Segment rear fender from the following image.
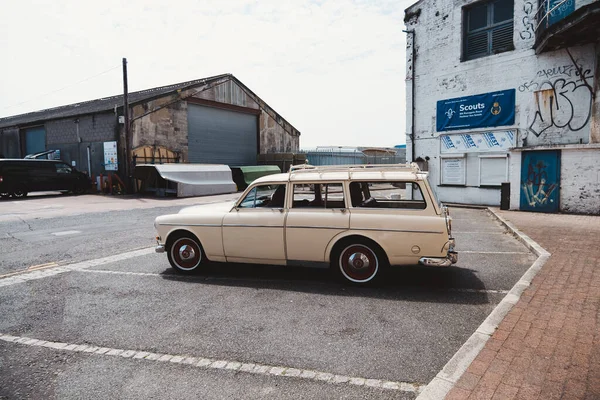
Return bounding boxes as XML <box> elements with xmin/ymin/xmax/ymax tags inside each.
<box><xmin>324</xmin><ymin>232</ymin><xmax>384</xmax><ymax>263</ymax></box>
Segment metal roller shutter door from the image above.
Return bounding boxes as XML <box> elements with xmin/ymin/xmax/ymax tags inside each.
<box><xmin>187</xmin><ymin>104</ymin><xmax>257</xmax><ymax>166</ymax></box>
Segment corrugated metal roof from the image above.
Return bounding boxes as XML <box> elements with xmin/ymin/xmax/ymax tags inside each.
<box><xmin>0</xmin><ymin>73</ymin><xmax>231</xmax><ymax>129</ymax></box>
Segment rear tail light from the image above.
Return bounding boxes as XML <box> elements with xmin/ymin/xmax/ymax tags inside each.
<box><xmin>0</xmin><ymin>176</ymin><xmax>3</xmax><ymax>183</ymax></box>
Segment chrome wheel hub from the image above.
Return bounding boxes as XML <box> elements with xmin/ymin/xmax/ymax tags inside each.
<box><xmin>179</xmin><ymin>245</ymin><xmax>196</xmax><ymax>260</ymax></box>
<box><xmin>348</xmin><ymin>252</ymin><xmax>370</xmax><ymax>269</ymax></box>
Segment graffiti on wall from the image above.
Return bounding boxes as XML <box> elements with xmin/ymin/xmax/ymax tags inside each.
<box><xmin>519</xmin><ymin>64</ymin><xmax>593</xmax><ymax>137</ymax></box>
<box><xmin>519</xmin><ymin>1</ymin><xmax>535</xmax><ymax>40</ymax></box>
<box><xmin>519</xmin><ymin>63</ymin><xmax>592</xmax><ymax>92</ymax></box>
<box><xmin>522</xmin><ymin>160</ymin><xmax>557</xmax><ymax>207</ymax></box>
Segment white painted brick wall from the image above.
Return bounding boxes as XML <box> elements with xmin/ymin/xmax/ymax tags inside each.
<box><xmin>560</xmin><ymin>149</ymin><xmax>600</xmax><ymax>214</ymax></box>
<box><xmin>405</xmin><ymin>0</ymin><xmax>598</xmax><ymax>211</ymax></box>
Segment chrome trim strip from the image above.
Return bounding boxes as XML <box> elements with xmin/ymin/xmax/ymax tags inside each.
<box><xmin>357</xmin><ymin>228</ymin><xmax>444</xmax><ymax>234</ymax></box>
<box><xmin>286</xmin><ymin>226</ymin><xmax>346</xmax><ymax>230</ymax></box>
<box><xmin>160</xmin><ymin>224</ymin><xmax>442</xmax><ymax>234</ymax></box>
<box><xmin>223</xmin><ymin>224</ymin><xmax>283</xmax><ymax>228</ymax></box>
<box><xmin>159</xmin><ymin>223</ymin><xmax>221</xmax><ymax>227</ymax></box>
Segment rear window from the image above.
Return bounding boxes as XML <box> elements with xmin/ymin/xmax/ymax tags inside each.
<box><xmin>0</xmin><ymin>161</ymin><xmax>55</xmax><ymax>176</ymax></box>
<box><xmin>349</xmin><ymin>181</ymin><xmax>427</xmax><ymax>210</ymax></box>
<box><xmin>0</xmin><ymin>162</ymin><xmax>28</xmax><ymax>175</ymax></box>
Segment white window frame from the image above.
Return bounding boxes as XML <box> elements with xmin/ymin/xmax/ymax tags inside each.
<box><xmin>440</xmin><ymin>154</ymin><xmax>467</xmax><ymax>186</ymax></box>
<box><xmin>478</xmin><ymin>154</ymin><xmax>509</xmax><ymax>187</ymax></box>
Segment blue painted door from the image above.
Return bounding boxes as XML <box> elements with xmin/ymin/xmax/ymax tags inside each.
<box><xmin>520</xmin><ymin>150</ymin><xmax>560</xmax><ymax>212</ymax></box>
<box><xmin>25</xmin><ymin>127</ymin><xmax>46</xmax><ymax>156</ymax></box>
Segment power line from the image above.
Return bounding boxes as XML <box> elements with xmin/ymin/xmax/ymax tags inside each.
<box><xmin>2</xmin><ymin>65</ymin><xmax>121</xmax><ymax>111</ymax></box>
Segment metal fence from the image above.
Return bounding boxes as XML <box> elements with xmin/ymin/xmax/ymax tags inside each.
<box><xmin>300</xmin><ymin>150</ymin><xmax>405</xmax><ymax>166</ymax></box>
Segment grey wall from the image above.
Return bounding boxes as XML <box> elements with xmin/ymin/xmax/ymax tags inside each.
<box><xmin>0</xmin><ymin>128</ymin><xmax>20</xmax><ymax>158</ymax></box>
<box><xmin>46</xmin><ymin>112</ymin><xmax>117</xmax><ymax>145</ymax></box>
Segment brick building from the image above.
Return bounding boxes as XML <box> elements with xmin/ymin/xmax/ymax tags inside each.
<box><xmin>404</xmin><ymin>0</ymin><xmax>600</xmax><ymax>213</ymax></box>
<box><xmin>0</xmin><ymin>74</ymin><xmax>300</xmax><ymax>180</ymax></box>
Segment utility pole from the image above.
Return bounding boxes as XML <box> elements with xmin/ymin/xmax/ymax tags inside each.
<box><xmin>122</xmin><ymin>57</ymin><xmax>131</xmax><ymax>192</ymax></box>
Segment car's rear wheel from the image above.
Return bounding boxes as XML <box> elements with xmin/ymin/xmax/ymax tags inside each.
<box><xmin>73</xmin><ymin>185</ymin><xmax>87</xmax><ymax>195</ymax></box>
<box><xmin>167</xmin><ymin>232</ymin><xmax>205</xmax><ymax>273</ymax></box>
<box><xmin>334</xmin><ymin>240</ymin><xmax>384</xmax><ymax>285</ymax></box>
<box><xmin>0</xmin><ymin>192</ymin><xmax>10</xmax><ymax>199</ymax></box>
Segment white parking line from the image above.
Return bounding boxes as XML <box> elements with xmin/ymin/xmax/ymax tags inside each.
<box><xmin>453</xmin><ymin>231</ymin><xmax>506</xmax><ymax>234</ymax></box>
<box><xmin>0</xmin><ymin>248</ymin><xmax>154</xmax><ymax>287</ymax></box>
<box><xmin>51</xmin><ymin>230</ymin><xmax>82</xmax><ymax>236</ymax></box>
<box><xmin>0</xmin><ymin>333</ymin><xmax>424</xmax><ymax>394</ymax></box>
<box><xmin>460</xmin><ymin>250</ymin><xmax>530</xmax><ymax>255</ymax></box>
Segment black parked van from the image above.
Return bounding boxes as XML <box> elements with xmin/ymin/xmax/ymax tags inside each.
<box><xmin>0</xmin><ymin>159</ymin><xmax>92</xmax><ymax>199</ymax></box>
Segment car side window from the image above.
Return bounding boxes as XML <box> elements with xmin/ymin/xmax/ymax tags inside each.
<box><xmin>238</xmin><ymin>184</ymin><xmax>286</xmax><ymax>209</ymax></box>
<box><xmin>350</xmin><ymin>181</ymin><xmax>427</xmax><ymax>210</ymax></box>
<box><xmin>55</xmin><ymin>163</ymin><xmax>72</xmax><ymax>174</ymax></box>
<box><xmin>292</xmin><ymin>183</ymin><xmax>345</xmax><ymax>209</ymax></box>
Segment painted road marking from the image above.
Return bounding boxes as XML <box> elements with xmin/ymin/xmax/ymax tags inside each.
<box><xmin>453</xmin><ymin>231</ymin><xmax>506</xmax><ymax>234</ymax></box>
<box><xmin>0</xmin><ymin>333</ymin><xmax>423</xmax><ymax>394</ymax></box>
<box><xmin>51</xmin><ymin>230</ymin><xmax>82</xmax><ymax>236</ymax></box>
<box><xmin>460</xmin><ymin>251</ymin><xmax>530</xmax><ymax>255</ymax></box>
<box><xmin>447</xmin><ymin>288</ymin><xmax>509</xmax><ymax>294</ymax></box>
<box><xmin>0</xmin><ymin>248</ymin><xmax>154</xmax><ymax>287</ymax></box>
<box><xmin>0</xmin><ymin>262</ymin><xmax>59</xmax><ymax>279</ymax></box>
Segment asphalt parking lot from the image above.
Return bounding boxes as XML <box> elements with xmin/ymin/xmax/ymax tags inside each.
<box><xmin>0</xmin><ymin>203</ymin><xmax>536</xmax><ymax>399</ymax></box>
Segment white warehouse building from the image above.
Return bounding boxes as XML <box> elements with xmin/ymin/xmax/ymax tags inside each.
<box><xmin>404</xmin><ymin>0</ymin><xmax>600</xmax><ymax>213</ymax></box>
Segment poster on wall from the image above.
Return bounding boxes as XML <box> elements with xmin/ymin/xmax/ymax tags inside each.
<box><xmin>436</xmin><ymin>89</ymin><xmax>515</xmax><ymax>132</ymax></box>
<box><xmin>441</xmin><ymin>157</ymin><xmax>466</xmax><ymax>185</ymax></box>
<box><xmin>103</xmin><ymin>141</ymin><xmax>118</xmax><ymax>171</ymax></box>
<box><xmin>440</xmin><ymin>131</ymin><xmax>515</xmax><ymax>154</ymax></box>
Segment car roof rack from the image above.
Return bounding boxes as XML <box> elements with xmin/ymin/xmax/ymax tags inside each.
<box><xmin>289</xmin><ymin>163</ymin><xmax>422</xmax><ymax>174</ymax></box>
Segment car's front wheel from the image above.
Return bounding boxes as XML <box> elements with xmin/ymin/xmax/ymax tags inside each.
<box><xmin>335</xmin><ymin>240</ymin><xmax>384</xmax><ymax>285</ymax></box>
<box><xmin>12</xmin><ymin>185</ymin><xmax>28</xmax><ymax>198</ymax></box>
<box><xmin>167</xmin><ymin>233</ymin><xmax>205</xmax><ymax>273</ymax></box>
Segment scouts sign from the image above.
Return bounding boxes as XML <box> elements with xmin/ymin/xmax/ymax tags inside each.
<box><xmin>436</xmin><ymin>89</ymin><xmax>515</xmax><ymax>132</ymax></box>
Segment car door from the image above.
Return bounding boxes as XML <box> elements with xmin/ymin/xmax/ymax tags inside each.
<box><xmin>27</xmin><ymin>162</ymin><xmax>56</xmax><ymax>192</ymax></box>
<box><xmin>222</xmin><ymin>183</ymin><xmax>287</xmax><ymax>264</ymax></box>
<box><xmin>285</xmin><ymin>182</ymin><xmax>350</xmax><ymax>263</ymax></box>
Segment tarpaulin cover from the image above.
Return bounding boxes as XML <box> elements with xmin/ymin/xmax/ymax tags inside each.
<box><xmin>134</xmin><ymin>164</ymin><xmax>237</xmax><ymax>197</ymax></box>
<box><xmin>230</xmin><ymin>165</ymin><xmax>281</xmax><ymax>190</ymax></box>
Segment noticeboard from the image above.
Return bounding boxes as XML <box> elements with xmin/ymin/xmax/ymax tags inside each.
<box><xmin>103</xmin><ymin>141</ymin><xmax>118</xmax><ymax>171</ymax></box>
<box><xmin>441</xmin><ymin>157</ymin><xmax>466</xmax><ymax>185</ymax></box>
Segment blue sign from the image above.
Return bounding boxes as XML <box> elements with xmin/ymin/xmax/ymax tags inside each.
<box><xmin>436</xmin><ymin>89</ymin><xmax>515</xmax><ymax>132</ymax></box>
<box><xmin>548</xmin><ymin>0</ymin><xmax>574</xmax><ymax>26</ymax></box>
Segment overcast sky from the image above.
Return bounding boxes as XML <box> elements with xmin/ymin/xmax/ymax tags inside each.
<box><xmin>1</xmin><ymin>0</ymin><xmax>412</xmax><ymax>148</ymax></box>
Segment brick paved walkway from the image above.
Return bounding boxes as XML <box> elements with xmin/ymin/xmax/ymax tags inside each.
<box><xmin>446</xmin><ymin>210</ymin><xmax>600</xmax><ymax>400</ymax></box>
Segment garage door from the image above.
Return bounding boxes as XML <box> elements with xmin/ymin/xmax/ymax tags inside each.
<box><xmin>187</xmin><ymin>104</ymin><xmax>258</xmax><ymax>166</ymax></box>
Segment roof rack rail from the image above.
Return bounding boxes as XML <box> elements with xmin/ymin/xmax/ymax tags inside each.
<box><xmin>289</xmin><ymin>163</ymin><xmax>422</xmax><ymax>173</ymax></box>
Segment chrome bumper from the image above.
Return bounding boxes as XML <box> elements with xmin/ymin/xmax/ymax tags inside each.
<box><xmin>155</xmin><ymin>244</ymin><xmax>165</xmax><ymax>253</ymax></box>
<box><xmin>419</xmin><ymin>238</ymin><xmax>458</xmax><ymax>267</ymax></box>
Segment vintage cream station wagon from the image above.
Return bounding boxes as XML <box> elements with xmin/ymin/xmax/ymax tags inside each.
<box><xmin>154</xmin><ymin>163</ymin><xmax>457</xmax><ymax>285</ymax></box>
